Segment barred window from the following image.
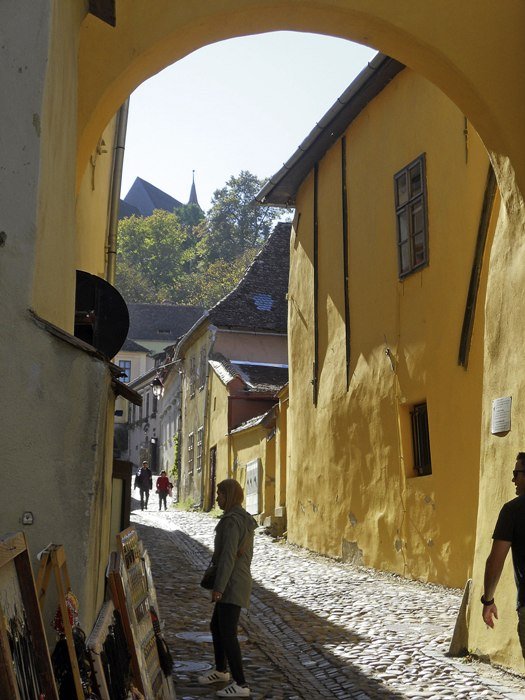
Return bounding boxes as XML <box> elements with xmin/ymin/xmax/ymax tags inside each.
<box><xmin>411</xmin><ymin>402</ymin><xmax>432</xmax><ymax>476</ymax></box>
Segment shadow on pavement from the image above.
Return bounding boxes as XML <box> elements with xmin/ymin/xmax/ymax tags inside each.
<box><xmin>130</xmin><ymin>503</ymin><xmax>406</xmax><ymax>700</ymax></box>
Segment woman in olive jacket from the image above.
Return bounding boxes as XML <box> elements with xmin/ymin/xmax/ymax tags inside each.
<box><xmin>198</xmin><ymin>479</ymin><xmax>257</xmax><ymax>698</ymax></box>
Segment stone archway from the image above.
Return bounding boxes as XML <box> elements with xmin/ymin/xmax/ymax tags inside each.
<box><xmin>74</xmin><ymin>1</ymin><xmax>525</xmax><ymax>670</ymax></box>
<box><xmin>77</xmin><ymin>1</ymin><xmax>525</xmax><ymax>194</ymax></box>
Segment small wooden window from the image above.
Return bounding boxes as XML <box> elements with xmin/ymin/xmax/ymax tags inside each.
<box><xmin>411</xmin><ymin>402</ymin><xmax>432</xmax><ymax>476</ymax></box>
<box><xmin>394</xmin><ymin>155</ymin><xmax>428</xmax><ymax>277</ymax></box>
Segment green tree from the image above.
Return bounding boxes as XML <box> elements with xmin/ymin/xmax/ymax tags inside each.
<box><xmin>116</xmin><ymin>210</ymin><xmax>197</xmax><ymax>302</ymax></box>
<box><xmin>198</xmin><ymin>170</ymin><xmax>288</xmax><ymax>262</ymax></box>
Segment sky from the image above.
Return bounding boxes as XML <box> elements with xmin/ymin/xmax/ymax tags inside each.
<box><xmin>121</xmin><ymin>32</ymin><xmax>377</xmax><ymax>212</ymax></box>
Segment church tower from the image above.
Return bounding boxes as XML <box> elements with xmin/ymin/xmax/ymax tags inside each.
<box><xmin>188</xmin><ymin>170</ymin><xmax>200</xmax><ymax>208</ymax></box>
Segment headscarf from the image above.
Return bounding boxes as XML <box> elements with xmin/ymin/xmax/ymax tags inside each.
<box><xmin>217</xmin><ymin>479</ymin><xmax>244</xmax><ymax>512</ymax></box>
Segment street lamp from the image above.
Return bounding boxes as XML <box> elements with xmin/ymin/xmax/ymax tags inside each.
<box><xmin>151</xmin><ymin>376</ymin><xmax>164</xmax><ymax>399</ymax></box>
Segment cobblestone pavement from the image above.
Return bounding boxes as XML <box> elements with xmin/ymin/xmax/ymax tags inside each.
<box><xmin>131</xmin><ymin>499</ymin><xmax>525</xmax><ymax>700</ymax></box>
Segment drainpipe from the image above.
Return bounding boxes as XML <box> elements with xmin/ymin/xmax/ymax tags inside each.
<box><xmin>201</xmin><ymin>325</ymin><xmax>217</xmax><ymax>509</ymax></box>
<box><xmin>106</xmin><ymin>99</ymin><xmax>130</xmax><ymax>285</ymax></box>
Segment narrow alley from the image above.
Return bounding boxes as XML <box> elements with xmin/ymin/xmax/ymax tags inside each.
<box><xmin>132</xmin><ymin>500</ymin><xmax>525</xmax><ymax>700</ymax></box>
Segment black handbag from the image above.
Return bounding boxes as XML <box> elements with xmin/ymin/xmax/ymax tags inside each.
<box><xmin>200</xmin><ymin>562</ymin><xmax>217</xmax><ymax>590</ymax></box>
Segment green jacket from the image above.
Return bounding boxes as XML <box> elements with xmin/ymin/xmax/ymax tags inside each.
<box><xmin>212</xmin><ymin>505</ymin><xmax>257</xmax><ymax>608</ymax></box>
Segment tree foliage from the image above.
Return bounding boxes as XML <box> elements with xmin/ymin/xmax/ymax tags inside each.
<box><xmin>198</xmin><ymin>171</ymin><xmax>286</xmax><ymax>262</ymax></box>
<box><xmin>116</xmin><ymin>171</ymin><xmax>289</xmax><ymax>308</ymax></box>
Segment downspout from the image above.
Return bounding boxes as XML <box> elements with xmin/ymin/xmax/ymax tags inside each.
<box><xmin>201</xmin><ymin>326</ymin><xmax>217</xmax><ymax>509</ymax></box>
<box><xmin>105</xmin><ymin>99</ymin><xmax>130</xmax><ymax>284</ymax></box>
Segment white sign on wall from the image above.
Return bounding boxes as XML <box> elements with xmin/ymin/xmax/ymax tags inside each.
<box><xmin>245</xmin><ymin>459</ymin><xmax>260</xmax><ymax>515</ymax></box>
<box><xmin>491</xmin><ymin>396</ymin><xmax>512</xmax><ymax>434</ymax></box>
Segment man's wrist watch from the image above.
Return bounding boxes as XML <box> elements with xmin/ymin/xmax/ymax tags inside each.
<box><xmin>481</xmin><ymin>595</ymin><xmax>495</xmax><ymax>606</ymax></box>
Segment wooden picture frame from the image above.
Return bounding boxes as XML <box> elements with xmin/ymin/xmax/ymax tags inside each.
<box><xmin>0</xmin><ymin>532</ymin><xmax>58</xmax><ymax>700</ymax></box>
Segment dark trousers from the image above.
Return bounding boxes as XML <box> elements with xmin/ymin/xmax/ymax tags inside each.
<box><xmin>210</xmin><ymin>603</ymin><xmax>245</xmax><ymax>685</ymax></box>
<box><xmin>139</xmin><ymin>488</ymin><xmax>150</xmax><ymax>509</ymax></box>
<box><xmin>158</xmin><ymin>492</ymin><xmax>167</xmax><ymax>510</ymax></box>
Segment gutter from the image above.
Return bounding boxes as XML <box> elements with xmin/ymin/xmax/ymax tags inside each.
<box><xmin>106</xmin><ymin>99</ymin><xmax>130</xmax><ymax>285</ymax></box>
<box><xmin>256</xmin><ymin>54</ymin><xmax>404</xmax><ymax>207</ymax></box>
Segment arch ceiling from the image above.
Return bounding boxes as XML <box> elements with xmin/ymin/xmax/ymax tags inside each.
<box><xmin>78</xmin><ymin>1</ymin><xmax>525</xmax><ymax>193</ymax></box>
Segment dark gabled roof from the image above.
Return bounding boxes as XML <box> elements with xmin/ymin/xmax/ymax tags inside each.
<box><xmin>122</xmin><ymin>177</ymin><xmax>183</xmax><ymax>217</ymax></box>
<box><xmin>235</xmin><ymin>362</ymin><xmax>288</xmax><ymax>393</ymax></box>
<box><xmin>121</xmin><ymin>338</ymin><xmax>150</xmax><ymax>352</ymax></box>
<box><xmin>127</xmin><ymin>303</ymin><xmax>205</xmax><ymax>343</ymax></box>
<box><xmin>118</xmin><ymin>199</ymin><xmax>141</xmax><ymax>219</ymax></box>
<box><xmin>209</xmin><ymin>352</ymin><xmax>288</xmax><ymax>394</ymax></box>
<box><xmin>207</xmin><ymin>221</ymin><xmax>291</xmax><ymax>333</ymax></box>
<box><xmin>230</xmin><ymin>411</ymin><xmax>270</xmax><ymax>434</ymax></box>
<box><xmin>256</xmin><ymin>54</ymin><xmax>404</xmax><ymax>206</ymax></box>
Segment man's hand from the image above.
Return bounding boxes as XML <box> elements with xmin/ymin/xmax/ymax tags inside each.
<box><xmin>482</xmin><ymin>602</ymin><xmax>498</xmax><ymax>628</ymax></box>
<box><xmin>211</xmin><ymin>590</ymin><xmax>223</xmax><ymax>603</ymax></box>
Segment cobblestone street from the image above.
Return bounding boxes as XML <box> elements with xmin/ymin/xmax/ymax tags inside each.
<box><xmin>132</xmin><ymin>500</ymin><xmax>525</xmax><ymax>700</ymax></box>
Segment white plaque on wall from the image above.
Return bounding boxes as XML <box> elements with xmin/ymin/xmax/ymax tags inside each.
<box><xmin>491</xmin><ymin>396</ymin><xmax>512</xmax><ymax>434</ymax></box>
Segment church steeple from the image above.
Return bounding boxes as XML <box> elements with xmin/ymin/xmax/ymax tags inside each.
<box><xmin>188</xmin><ymin>170</ymin><xmax>200</xmax><ymax>208</ymax></box>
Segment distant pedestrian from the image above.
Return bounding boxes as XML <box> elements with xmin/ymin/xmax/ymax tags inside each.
<box><xmin>198</xmin><ymin>479</ymin><xmax>257</xmax><ymax>697</ymax></box>
<box><xmin>134</xmin><ymin>460</ymin><xmax>153</xmax><ymax>511</ymax></box>
<box><xmin>481</xmin><ymin>451</ymin><xmax>525</xmax><ymax>659</ymax></box>
<box><xmin>156</xmin><ymin>470</ymin><xmax>172</xmax><ymax>511</ymax></box>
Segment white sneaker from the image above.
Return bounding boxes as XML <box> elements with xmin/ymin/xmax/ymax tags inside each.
<box><xmin>197</xmin><ymin>669</ymin><xmax>231</xmax><ymax>685</ymax></box>
<box><xmin>216</xmin><ymin>681</ymin><xmax>250</xmax><ymax>697</ymax></box>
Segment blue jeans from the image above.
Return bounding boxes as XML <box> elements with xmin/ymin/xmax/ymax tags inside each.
<box><xmin>139</xmin><ymin>488</ymin><xmax>149</xmax><ymax>509</ymax></box>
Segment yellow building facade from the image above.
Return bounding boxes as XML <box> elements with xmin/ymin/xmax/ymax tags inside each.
<box><xmin>5</xmin><ymin>0</ymin><xmax>525</xmax><ymax>671</ymax></box>
<box><xmin>276</xmin><ymin>64</ymin><xmax>497</xmax><ymax>587</ymax></box>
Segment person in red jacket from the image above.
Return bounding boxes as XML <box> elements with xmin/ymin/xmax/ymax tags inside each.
<box><xmin>156</xmin><ymin>470</ymin><xmax>172</xmax><ymax>511</ymax></box>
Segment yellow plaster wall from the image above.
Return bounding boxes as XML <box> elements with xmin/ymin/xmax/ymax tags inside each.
<box><xmin>206</xmin><ymin>370</ymin><xmax>232</xmax><ymax>508</ymax></box>
<box><xmin>33</xmin><ymin>0</ymin><xmax>85</xmax><ymax>331</ymax></box>
<box><xmin>287</xmin><ymin>69</ymin><xmax>495</xmax><ymax>588</ymax></box>
<box><xmin>76</xmin><ymin>116</ymin><xmax>118</xmax><ymax>278</ymax></box>
<box><xmin>180</xmin><ymin>328</ymin><xmax>212</xmax><ymax>503</ymax></box>
<box><xmin>275</xmin><ymin>387</ymin><xmax>289</xmax><ymax>511</ymax></box>
<box><xmin>232</xmin><ymin>428</ymin><xmax>272</xmax><ymax>518</ymax></box>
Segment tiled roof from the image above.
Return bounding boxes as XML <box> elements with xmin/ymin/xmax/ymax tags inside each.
<box><xmin>235</xmin><ymin>362</ymin><xmax>288</xmax><ymax>393</ymax></box>
<box><xmin>209</xmin><ymin>353</ymin><xmax>288</xmax><ymax>394</ymax></box>
<box><xmin>209</xmin><ymin>353</ymin><xmax>242</xmax><ymax>386</ymax></box>
<box><xmin>230</xmin><ymin>412</ymin><xmax>268</xmax><ymax>434</ymax></box>
<box><xmin>122</xmin><ymin>177</ymin><xmax>182</xmax><ymax>217</ymax></box>
<box><xmin>208</xmin><ymin>221</ymin><xmax>291</xmax><ymax>332</ymax></box>
<box><xmin>127</xmin><ymin>303</ymin><xmax>205</xmax><ymax>344</ymax></box>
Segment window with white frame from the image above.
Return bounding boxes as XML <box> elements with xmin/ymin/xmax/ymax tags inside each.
<box><xmin>188</xmin><ymin>432</ymin><xmax>194</xmax><ymax>473</ymax></box>
<box><xmin>196</xmin><ymin>426</ymin><xmax>204</xmax><ymax>472</ymax></box>
<box><xmin>118</xmin><ymin>359</ymin><xmax>132</xmax><ymax>383</ymax></box>
<box><xmin>394</xmin><ymin>154</ymin><xmax>428</xmax><ymax>277</ymax></box>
